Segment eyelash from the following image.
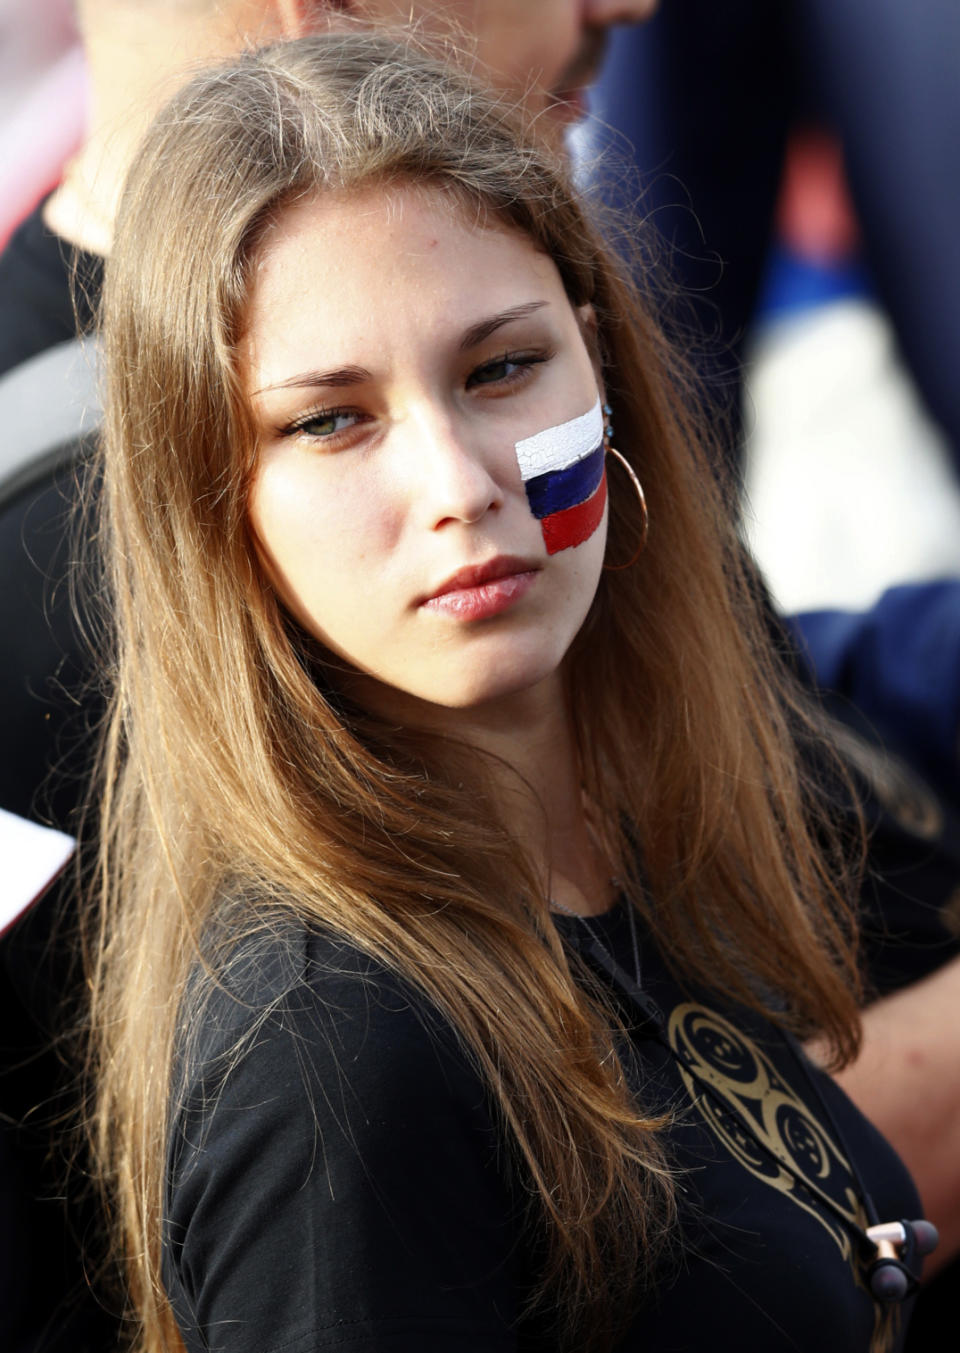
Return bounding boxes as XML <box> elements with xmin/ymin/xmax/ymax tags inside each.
<box><xmin>278</xmin><ymin>347</ymin><xmax>553</xmax><ymax>442</ymax></box>
<box><xmin>465</xmin><ymin>347</ymin><xmax>553</xmax><ymax>390</ymax></box>
<box><xmin>280</xmin><ymin>406</ymin><xmax>361</xmax><ymax>440</ymax></box>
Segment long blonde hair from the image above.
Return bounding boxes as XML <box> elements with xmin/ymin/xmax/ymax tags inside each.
<box><xmin>88</xmin><ymin>32</ymin><xmax>862</xmax><ymax>1352</ymax></box>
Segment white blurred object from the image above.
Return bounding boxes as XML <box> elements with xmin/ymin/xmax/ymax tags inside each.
<box><xmin>0</xmin><ymin>807</ymin><xmax>75</xmax><ymax>937</ymax></box>
<box><xmin>0</xmin><ymin>0</ymin><xmax>85</xmax><ymax>246</ymax></box>
<box><xmin>742</xmin><ymin>298</ymin><xmax>960</xmax><ymax>613</ymax></box>
<box><xmin>0</xmin><ymin>0</ymin><xmax>76</xmax><ymax>122</ymax></box>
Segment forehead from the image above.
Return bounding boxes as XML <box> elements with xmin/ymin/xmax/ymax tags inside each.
<box><xmin>250</xmin><ymin>183</ymin><xmax>546</xmax><ymax>293</ymax></box>
<box><xmin>241</xmin><ymin>185</ymin><xmax>566</xmax><ymax>375</ymax></box>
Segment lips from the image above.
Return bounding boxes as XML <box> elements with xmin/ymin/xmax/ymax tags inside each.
<box><xmin>419</xmin><ymin>555</ymin><xmax>540</xmax><ymax>621</ymax></box>
<box><xmin>422</xmin><ymin>555</ymin><xmax>538</xmax><ymax>602</ymax></box>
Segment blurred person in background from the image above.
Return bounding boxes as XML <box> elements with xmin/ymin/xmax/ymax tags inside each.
<box><xmin>587</xmin><ymin>0</ymin><xmax>960</xmax><ymax>758</ymax></box>
<box><xmin>591</xmin><ymin>0</ymin><xmax>960</xmax><ymax>480</ymax></box>
<box><xmin>1</xmin><ymin>0</ymin><xmax>656</xmax><ymax>378</ymax></box>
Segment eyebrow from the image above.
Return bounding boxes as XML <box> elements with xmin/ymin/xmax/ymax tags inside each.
<box><xmin>458</xmin><ymin>301</ymin><xmax>549</xmax><ymax>352</ymax></box>
<box><xmin>252</xmin><ymin>364</ymin><xmax>372</xmax><ymax>397</ymax></box>
<box><xmin>251</xmin><ymin>301</ymin><xmax>551</xmax><ymax>396</ymax></box>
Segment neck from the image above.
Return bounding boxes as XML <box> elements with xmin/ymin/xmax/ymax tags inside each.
<box><xmin>46</xmin><ymin>1</ymin><xmax>291</xmax><ymax>255</ymax></box>
<box><xmin>356</xmin><ymin>672</ymin><xmax>616</xmax><ymax>916</ymax></box>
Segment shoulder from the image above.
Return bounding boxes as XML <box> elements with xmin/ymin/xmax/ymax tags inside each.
<box><xmin>174</xmin><ymin>916</ymin><xmax>485</xmax><ymax>1130</ymax></box>
<box><xmin>165</xmin><ymin>917</ymin><xmax>519</xmax><ymax>1352</ymax></box>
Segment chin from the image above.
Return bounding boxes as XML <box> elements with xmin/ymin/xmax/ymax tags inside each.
<box><xmin>428</xmin><ymin>654</ymin><xmax>566</xmax><ymax>713</ymax></box>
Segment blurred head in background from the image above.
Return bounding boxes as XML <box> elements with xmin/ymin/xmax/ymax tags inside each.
<box><xmin>55</xmin><ymin>0</ymin><xmax>657</xmax><ymax>252</ymax></box>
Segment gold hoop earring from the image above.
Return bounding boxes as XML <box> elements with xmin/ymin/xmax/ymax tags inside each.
<box><xmin>602</xmin><ymin>412</ymin><xmax>649</xmax><ymax>570</ymax></box>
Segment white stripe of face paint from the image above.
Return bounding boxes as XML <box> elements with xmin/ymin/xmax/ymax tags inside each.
<box><xmin>514</xmin><ymin>397</ymin><xmax>603</xmax><ymax>481</ymax></box>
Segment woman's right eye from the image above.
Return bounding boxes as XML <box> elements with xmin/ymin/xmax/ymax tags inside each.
<box><xmin>282</xmin><ymin>408</ymin><xmax>362</xmax><ymax>442</ymax></box>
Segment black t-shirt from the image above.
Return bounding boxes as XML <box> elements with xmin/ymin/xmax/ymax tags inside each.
<box><xmin>163</xmin><ymin>910</ymin><xmax>920</xmax><ymax>1353</ymax></box>
<box><xmin>0</xmin><ymin>200</ymin><xmax>103</xmax><ymax>828</ymax></box>
<box><xmin>0</xmin><ymin>208</ymin><xmax>114</xmax><ymax>1350</ymax></box>
<box><xmin>0</xmin><ymin>199</ymin><xmax>102</xmax><ymax>378</ymax></box>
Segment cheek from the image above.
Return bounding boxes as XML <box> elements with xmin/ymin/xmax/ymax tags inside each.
<box><xmin>514</xmin><ymin>398</ymin><xmax>607</xmax><ymax>555</ymax></box>
<box><xmin>475</xmin><ymin>5</ymin><xmax>579</xmax><ymax>91</ymax></box>
<box><xmin>529</xmin><ymin>5</ymin><xmax>583</xmax><ymax>77</ymax></box>
<box><xmin>540</xmin><ymin>468</ymin><xmax>607</xmax><ymax>555</ymax></box>
<box><xmin>248</xmin><ymin>470</ymin><xmax>326</xmax><ymax>573</ymax></box>
<box><xmin>246</xmin><ymin>463</ymin><xmax>395</xmax><ymax>623</ymax></box>
<box><xmin>251</xmin><ymin>459</ymin><xmax>399</xmax><ymax>562</ymax></box>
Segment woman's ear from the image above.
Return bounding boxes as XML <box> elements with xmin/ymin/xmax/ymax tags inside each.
<box><xmin>577</xmin><ymin>303</ymin><xmax>598</xmax><ymax>333</ymax></box>
<box><xmin>576</xmin><ymin>303</ymin><xmax>604</xmax><ymax>386</ymax></box>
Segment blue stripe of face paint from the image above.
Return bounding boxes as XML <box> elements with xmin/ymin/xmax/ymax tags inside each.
<box><xmin>523</xmin><ymin>442</ymin><xmax>604</xmax><ymax>520</ymax></box>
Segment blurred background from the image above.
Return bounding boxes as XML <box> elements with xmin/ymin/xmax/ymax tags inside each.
<box><xmin>0</xmin><ymin>0</ymin><xmax>83</xmax><ymax>253</ymax></box>
<box><xmin>580</xmin><ymin>0</ymin><xmax>960</xmax><ymax>616</ymax></box>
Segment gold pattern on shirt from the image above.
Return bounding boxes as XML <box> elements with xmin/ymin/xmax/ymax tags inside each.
<box><xmin>668</xmin><ymin>1003</ymin><xmax>898</xmax><ymax>1353</ymax></box>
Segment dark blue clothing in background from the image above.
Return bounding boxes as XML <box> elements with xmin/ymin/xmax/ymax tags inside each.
<box><xmin>591</xmin><ymin>0</ymin><xmax>960</xmax><ymax>473</ymax></box>
<box><xmin>794</xmin><ymin>582</ymin><xmax>960</xmax><ymax>808</ymax></box>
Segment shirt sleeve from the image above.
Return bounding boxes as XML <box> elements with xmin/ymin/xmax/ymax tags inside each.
<box><xmin>163</xmin><ymin>928</ymin><xmax>523</xmax><ymax>1353</ymax></box>
<box><xmin>790</xmin><ymin>580</ymin><xmax>960</xmax><ymax>797</ymax></box>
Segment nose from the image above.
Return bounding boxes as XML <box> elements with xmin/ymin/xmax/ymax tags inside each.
<box><xmin>412</xmin><ymin>414</ymin><xmax>504</xmax><ymax>531</ymax></box>
<box><xmin>584</xmin><ymin>0</ymin><xmax>659</xmax><ymax>23</ymax></box>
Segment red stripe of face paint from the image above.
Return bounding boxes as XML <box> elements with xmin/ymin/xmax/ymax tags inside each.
<box><xmin>540</xmin><ymin>470</ymin><xmax>607</xmax><ymax>556</ymax></box>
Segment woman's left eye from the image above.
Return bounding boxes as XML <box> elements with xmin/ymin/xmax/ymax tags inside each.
<box><xmin>467</xmin><ymin>350</ymin><xmax>549</xmax><ymax>390</ymax></box>
<box><xmin>284</xmin><ymin>408</ymin><xmax>360</xmax><ymax>440</ymax></box>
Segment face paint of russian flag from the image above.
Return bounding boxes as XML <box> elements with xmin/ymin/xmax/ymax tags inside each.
<box><xmin>514</xmin><ymin>398</ymin><xmax>606</xmax><ymax>555</ymax></box>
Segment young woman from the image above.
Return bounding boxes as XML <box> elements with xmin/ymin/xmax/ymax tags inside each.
<box><xmin>88</xmin><ymin>32</ymin><xmax>926</xmax><ymax>1353</ymax></box>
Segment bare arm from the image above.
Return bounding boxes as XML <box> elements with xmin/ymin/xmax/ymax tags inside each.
<box><xmin>824</xmin><ymin>954</ymin><xmax>960</xmax><ymax>1274</ymax></box>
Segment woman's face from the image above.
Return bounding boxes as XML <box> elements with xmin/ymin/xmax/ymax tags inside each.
<box><xmin>242</xmin><ymin>185</ymin><xmax>607</xmax><ymax>718</ymax></box>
